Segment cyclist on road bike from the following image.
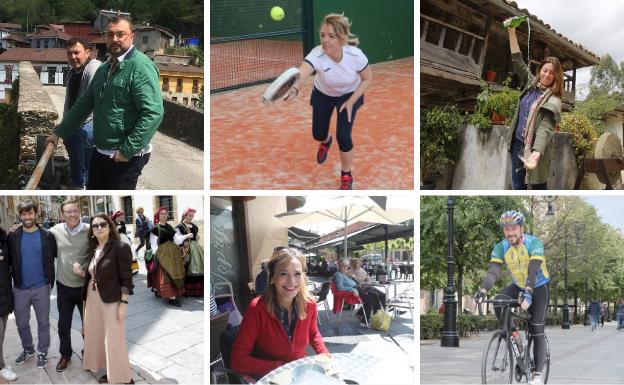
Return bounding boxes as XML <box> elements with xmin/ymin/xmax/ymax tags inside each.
<box><xmin>475</xmin><ymin>210</ymin><xmax>549</xmax><ymax>385</ymax></box>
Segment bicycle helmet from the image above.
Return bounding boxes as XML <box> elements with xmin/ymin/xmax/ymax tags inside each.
<box><xmin>499</xmin><ymin>210</ymin><xmax>525</xmax><ymax>226</ymax></box>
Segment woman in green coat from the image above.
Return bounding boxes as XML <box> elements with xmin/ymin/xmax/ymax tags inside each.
<box><xmin>506</xmin><ymin>22</ymin><xmax>563</xmax><ymax>190</ymax></box>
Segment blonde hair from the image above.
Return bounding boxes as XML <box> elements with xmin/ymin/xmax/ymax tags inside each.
<box><xmin>263</xmin><ymin>248</ymin><xmax>313</xmax><ymax>320</ymax></box>
<box><xmin>321</xmin><ymin>13</ymin><xmax>359</xmax><ymax>46</ymax></box>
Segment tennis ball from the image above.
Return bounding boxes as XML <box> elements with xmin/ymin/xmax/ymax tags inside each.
<box><xmin>271</xmin><ymin>6</ymin><xmax>285</xmax><ymax>21</ymax></box>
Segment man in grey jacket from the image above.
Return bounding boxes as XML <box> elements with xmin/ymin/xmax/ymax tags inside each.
<box><xmin>63</xmin><ymin>37</ymin><xmax>102</xmax><ymax>189</ymax></box>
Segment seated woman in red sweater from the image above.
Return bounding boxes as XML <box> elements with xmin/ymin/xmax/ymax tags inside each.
<box><xmin>231</xmin><ymin>248</ymin><xmax>329</xmax><ymax>378</ymax></box>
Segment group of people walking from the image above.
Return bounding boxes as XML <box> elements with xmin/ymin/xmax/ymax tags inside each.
<box><xmin>0</xmin><ymin>198</ymin><xmax>204</xmax><ymax>383</ymax></box>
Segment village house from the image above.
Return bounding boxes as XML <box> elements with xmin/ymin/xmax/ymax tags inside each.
<box><xmin>420</xmin><ymin>0</ymin><xmax>600</xmax><ymax>111</ymax></box>
<box><xmin>134</xmin><ymin>24</ymin><xmax>176</xmax><ymax>59</ymax></box>
<box><xmin>157</xmin><ymin>61</ymin><xmax>204</xmax><ymax>107</ymax></box>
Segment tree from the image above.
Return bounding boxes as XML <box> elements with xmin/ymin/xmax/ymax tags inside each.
<box><xmin>588</xmin><ymin>54</ymin><xmax>623</xmax><ymax>95</ymax></box>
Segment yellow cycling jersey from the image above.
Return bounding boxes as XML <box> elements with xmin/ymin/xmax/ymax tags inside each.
<box><xmin>490</xmin><ymin>233</ymin><xmax>549</xmax><ymax>288</ymax></box>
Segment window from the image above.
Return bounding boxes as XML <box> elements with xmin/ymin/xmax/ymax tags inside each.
<box><xmin>44</xmin><ymin>40</ymin><xmax>48</xmax><ymax>49</ymax></box>
<box><xmin>48</xmin><ymin>67</ymin><xmax>56</xmax><ymax>84</ymax></box>
<box><xmin>162</xmin><ymin>77</ymin><xmax>169</xmax><ymax>92</ymax></box>
<box><xmin>4</xmin><ymin>66</ymin><xmax>11</xmax><ymax>83</ymax></box>
<box><xmin>36</xmin><ymin>40</ymin><xmax>40</xmax><ymax>48</ymax></box>
<box><xmin>192</xmin><ymin>79</ymin><xmax>199</xmax><ymax>93</ymax></box>
<box><xmin>157</xmin><ymin>196</ymin><xmax>174</xmax><ymax>221</ymax></box>
<box><xmin>142</xmin><ymin>36</ymin><xmax>148</xmax><ymax>45</ymax></box>
<box><xmin>183</xmin><ymin>97</ymin><xmax>189</xmax><ymax>105</ymax></box>
<box><xmin>176</xmin><ymin>78</ymin><xmax>183</xmax><ymax>92</ymax></box>
<box><xmin>121</xmin><ymin>196</ymin><xmax>133</xmax><ymax>224</ymax></box>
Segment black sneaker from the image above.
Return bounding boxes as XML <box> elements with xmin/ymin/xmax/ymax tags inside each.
<box><xmin>316</xmin><ymin>136</ymin><xmax>332</xmax><ymax>164</ymax></box>
<box><xmin>36</xmin><ymin>352</ymin><xmax>47</xmax><ymax>368</ymax></box>
<box><xmin>168</xmin><ymin>298</ymin><xmax>181</xmax><ymax>307</ymax></box>
<box><xmin>15</xmin><ymin>349</ymin><xmax>35</xmax><ymax>365</ymax></box>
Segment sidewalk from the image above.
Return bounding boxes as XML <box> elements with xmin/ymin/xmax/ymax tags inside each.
<box><xmin>1</xmin><ymin>253</ymin><xmax>204</xmax><ymax>384</ymax></box>
<box><xmin>420</xmin><ymin>321</ymin><xmax>624</xmax><ymax>384</ymax></box>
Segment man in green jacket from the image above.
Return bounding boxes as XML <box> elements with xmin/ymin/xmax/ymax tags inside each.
<box><xmin>46</xmin><ymin>15</ymin><xmax>164</xmax><ymax>189</ymax></box>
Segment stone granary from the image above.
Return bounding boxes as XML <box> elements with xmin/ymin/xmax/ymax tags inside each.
<box><xmin>420</xmin><ymin>0</ymin><xmax>600</xmax><ymax>111</ymax></box>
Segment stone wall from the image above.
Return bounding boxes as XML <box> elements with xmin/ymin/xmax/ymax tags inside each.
<box><xmin>159</xmin><ymin>99</ymin><xmax>203</xmax><ymax>150</ymax></box>
<box><xmin>452</xmin><ymin>124</ymin><xmax>578</xmax><ymax>190</ymax></box>
<box><xmin>16</xmin><ymin>61</ymin><xmax>58</xmax><ymax>187</ymax></box>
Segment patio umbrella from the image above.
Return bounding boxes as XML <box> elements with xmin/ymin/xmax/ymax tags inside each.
<box><xmin>275</xmin><ymin>196</ymin><xmax>413</xmax><ymax>259</ymax></box>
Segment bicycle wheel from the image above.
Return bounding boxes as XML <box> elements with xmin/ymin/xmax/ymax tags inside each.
<box><xmin>482</xmin><ymin>330</ymin><xmax>513</xmax><ymax>384</ymax></box>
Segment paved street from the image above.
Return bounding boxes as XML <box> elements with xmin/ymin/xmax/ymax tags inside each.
<box><xmin>420</xmin><ymin>321</ymin><xmax>624</xmax><ymax>384</ymax></box>
<box><xmin>0</xmin><ymin>249</ymin><xmax>204</xmax><ymax>384</ymax></box>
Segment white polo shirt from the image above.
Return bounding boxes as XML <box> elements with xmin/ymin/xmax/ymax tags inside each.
<box><xmin>304</xmin><ymin>44</ymin><xmax>369</xmax><ymax>97</ymax></box>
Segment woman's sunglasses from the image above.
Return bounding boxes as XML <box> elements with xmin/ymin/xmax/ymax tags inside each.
<box><xmin>91</xmin><ymin>222</ymin><xmax>109</xmax><ymax>230</ymax></box>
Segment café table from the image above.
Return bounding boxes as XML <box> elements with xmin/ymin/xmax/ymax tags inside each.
<box><xmin>257</xmin><ymin>351</ymin><xmax>413</xmax><ymax>385</ymax></box>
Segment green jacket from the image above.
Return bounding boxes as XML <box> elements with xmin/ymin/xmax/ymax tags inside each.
<box><xmin>56</xmin><ymin>47</ymin><xmax>164</xmax><ymax>159</ymax></box>
<box><xmin>508</xmin><ymin>52</ymin><xmax>562</xmax><ymax>185</ymax></box>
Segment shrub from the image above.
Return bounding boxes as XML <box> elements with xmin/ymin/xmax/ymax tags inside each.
<box><xmin>420</xmin><ymin>105</ymin><xmax>463</xmax><ymax>183</ymax></box>
<box><xmin>559</xmin><ymin>112</ymin><xmax>598</xmax><ymax>163</ymax></box>
<box><xmin>420</xmin><ymin>314</ymin><xmax>443</xmax><ymax>340</ymax></box>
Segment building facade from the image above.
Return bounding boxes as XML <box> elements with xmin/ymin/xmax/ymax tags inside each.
<box><xmin>157</xmin><ymin>62</ymin><xmax>204</xmax><ymax>106</ymax></box>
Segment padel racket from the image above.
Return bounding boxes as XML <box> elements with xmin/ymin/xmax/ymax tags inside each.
<box><xmin>262</xmin><ymin>67</ymin><xmax>300</xmax><ymax>104</ymax></box>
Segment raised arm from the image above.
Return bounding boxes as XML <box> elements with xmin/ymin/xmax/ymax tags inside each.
<box><xmin>508</xmin><ymin>27</ymin><xmax>521</xmax><ymax>54</ymax></box>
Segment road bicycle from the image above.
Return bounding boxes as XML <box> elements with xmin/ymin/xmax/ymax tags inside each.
<box><xmin>481</xmin><ymin>296</ymin><xmax>550</xmax><ymax>384</ymax></box>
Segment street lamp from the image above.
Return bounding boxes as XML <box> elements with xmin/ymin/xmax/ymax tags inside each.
<box><xmin>562</xmin><ymin>222</ymin><xmax>584</xmax><ymax>329</ymax></box>
<box><xmin>441</xmin><ymin>197</ymin><xmax>459</xmax><ymax>347</ymax></box>
<box><xmin>529</xmin><ymin>196</ymin><xmax>556</xmax><ymax>235</ymax></box>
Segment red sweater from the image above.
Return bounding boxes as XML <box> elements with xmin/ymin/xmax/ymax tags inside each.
<box><xmin>231</xmin><ymin>296</ymin><xmax>329</xmax><ymax>377</ymax></box>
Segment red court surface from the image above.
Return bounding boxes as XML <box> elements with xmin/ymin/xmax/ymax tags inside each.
<box><xmin>210</xmin><ymin>57</ymin><xmax>414</xmax><ymax>190</ymax></box>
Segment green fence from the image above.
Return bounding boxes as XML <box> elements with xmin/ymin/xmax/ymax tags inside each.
<box><xmin>210</xmin><ymin>0</ymin><xmax>313</xmax><ymax>92</ymax></box>
<box><xmin>312</xmin><ymin>0</ymin><xmax>414</xmax><ymax>64</ymax></box>
<box><xmin>210</xmin><ymin>0</ymin><xmax>413</xmax><ymax>92</ymax></box>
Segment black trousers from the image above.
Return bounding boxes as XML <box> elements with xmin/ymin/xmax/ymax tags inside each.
<box><xmin>56</xmin><ymin>281</ymin><xmax>84</xmax><ymax>358</ymax></box>
<box><xmin>356</xmin><ymin>286</ymin><xmax>386</xmax><ymax>320</ymax></box>
<box><xmin>87</xmin><ymin>151</ymin><xmax>150</xmax><ymax>190</ymax></box>
<box><xmin>495</xmin><ymin>284</ymin><xmax>549</xmax><ymax>373</ymax></box>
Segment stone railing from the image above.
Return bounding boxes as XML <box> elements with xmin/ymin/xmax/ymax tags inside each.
<box><xmin>159</xmin><ymin>99</ymin><xmax>203</xmax><ymax>150</ymax></box>
<box><xmin>16</xmin><ymin>61</ymin><xmax>58</xmax><ymax>188</ymax></box>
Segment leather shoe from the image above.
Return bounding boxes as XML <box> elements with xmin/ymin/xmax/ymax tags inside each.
<box><xmin>56</xmin><ymin>356</ymin><xmax>70</xmax><ymax>372</ymax></box>
<box><xmin>168</xmin><ymin>298</ymin><xmax>181</xmax><ymax>307</ymax></box>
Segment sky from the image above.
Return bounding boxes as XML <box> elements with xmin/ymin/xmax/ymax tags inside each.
<box><xmin>513</xmin><ymin>0</ymin><xmax>624</xmax><ymax>99</ymax></box>
<box><xmin>582</xmin><ymin>196</ymin><xmax>624</xmax><ymax>233</ymax></box>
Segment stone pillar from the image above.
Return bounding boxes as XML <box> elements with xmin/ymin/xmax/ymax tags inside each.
<box><xmin>16</xmin><ymin>61</ymin><xmax>59</xmax><ymax>187</ymax></box>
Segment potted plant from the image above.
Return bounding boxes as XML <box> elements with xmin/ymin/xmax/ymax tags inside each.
<box><xmin>470</xmin><ymin>79</ymin><xmax>520</xmax><ymax>132</ymax></box>
<box><xmin>420</xmin><ymin>105</ymin><xmax>463</xmax><ymax>188</ymax></box>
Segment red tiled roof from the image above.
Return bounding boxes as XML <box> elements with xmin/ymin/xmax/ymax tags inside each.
<box><xmin>32</xmin><ymin>30</ymin><xmax>73</xmax><ymax>40</ymax></box>
<box><xmin>0</xmin><ymin>23</ymin><xmax>22</xmax><ymax>30</ymax></box>
<box><xmin>156</xmin><ymin>62</ymin><xmax>204</xmax><ymax>74</ymax></box>
<box><xmin>5</xmin><ymin>34</ymin><xmax>28</xmax><ymax>43</ymax></box>
<box><xmin>0</xmin><ymin>48</ymin><xmax>96</xmax><ymax>63</ymax></box>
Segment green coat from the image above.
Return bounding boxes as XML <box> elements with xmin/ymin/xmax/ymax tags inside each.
<box><xmin>56</xmin><ymin>47</ymin><xmax>164</xmax><ymax>159</ymax></box>
<box><xmin>508</xmin><ymin>52</ymin><xmax>562</xmax><ymax>186</ymax></box>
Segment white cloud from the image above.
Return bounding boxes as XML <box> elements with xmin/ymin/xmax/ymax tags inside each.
<box><xmin>514</xmin><ymin>0</ymin><xmax>624</xmax><ymax>99</ymax></box>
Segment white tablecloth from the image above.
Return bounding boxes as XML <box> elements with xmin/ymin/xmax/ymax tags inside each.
<box><xmin>257</xmin><ymin>352</ymin><xmax>413</xmax><ymax>385</ymax></box>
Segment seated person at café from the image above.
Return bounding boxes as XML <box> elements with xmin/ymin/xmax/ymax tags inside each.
<box><xmin>231</xmin><ymin>248</ymin><xmax>329</xmax><ymax>378</ymax></box>
<box><xmin>334</xmin><ymin>259</ymin><xmax>385</xmax><ymax>326</ymax></box>
<box><xmin>347</xmin><ymin>258</ymin><xmax>371</xmax><ymax>283</ymax></box>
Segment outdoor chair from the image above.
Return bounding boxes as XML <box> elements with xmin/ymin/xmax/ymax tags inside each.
<box><xmin>405</xmin><ymin>265</ymin><xmax>414</xmax><ymax>281</ymax></box>
<box><xmin>398</xmin><ymin>265</ymin><xmax>407</xmax><ymax>279</ymax></box>
<box><xmin>315</xmin><ymin>281</ymin><xmax>332</xmax><ymax>325</ymax></box>
<box><xmin>219</xmin><ymin>325</ymin><xmax>256</xmax><ymax>384</ymax></box>
<box><xmin>330</xmin><ymin>281</ymin><xmax>369</xmax><ymax>327</ymax></box>
<box><xmin>388</xmin><ymin>285</ymin><xmax>414</xmax><ymax>319</ymax></box>
<box><xmin>210</xmin><ymin>311</ymin><xmax>230</xmax><ymax>383</ymax></box>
